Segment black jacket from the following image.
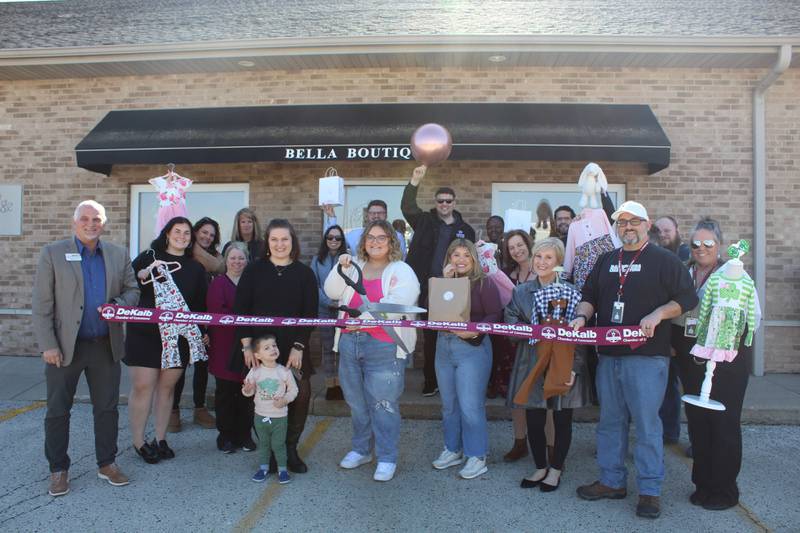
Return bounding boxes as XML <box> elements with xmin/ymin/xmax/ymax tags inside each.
<box><xmin>401</xmin><ymin>183</ymin><xmax>476</xmax><ymax>290</ymax></box>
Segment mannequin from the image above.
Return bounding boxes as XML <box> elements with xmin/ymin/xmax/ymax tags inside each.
<box><xmin>684</xmin><ymin>240</ymin><xmax>760</xmax><ymax>410</ymax></box>
<box><xmin>563</xmin><ymin>163</ymin><xmax>620</xmax><ymax>290</ymax></box>
<box><xmin>690</xmin><ymin>240</ymin><xmax>758</xmax><ymax>363</ymax></box>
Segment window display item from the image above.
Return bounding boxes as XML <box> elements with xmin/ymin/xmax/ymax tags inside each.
<box><xmin>504</xmin><ymin>208</ymin><xmax>532</xmax><ymax>232</ymax></box>
<box><xmin>149</xmin><ymin>164</ymin><xmax>192</xmax><ymax>236</ymax></box>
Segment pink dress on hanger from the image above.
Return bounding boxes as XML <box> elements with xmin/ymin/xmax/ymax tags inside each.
<box><xmin>150</xmin><ymin>173</ymin><xmax>192</xmax><ymax>235</ymax></box>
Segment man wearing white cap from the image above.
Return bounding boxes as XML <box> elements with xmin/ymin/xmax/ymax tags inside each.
<box><xmin>569</xmin><ymin>201</ymin><xmax>697</xmax><ymax>519</ymax></box>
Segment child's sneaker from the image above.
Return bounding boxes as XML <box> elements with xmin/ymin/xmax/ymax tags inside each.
<box><xmin>251</xmin><ymin>469</ymin><xmax>268</xmax><ymax>483</ymax></box>
<box><xmin>278</xmin><ymin>470</ymin><xmax>291</xmax><ymax>484</ymax></box>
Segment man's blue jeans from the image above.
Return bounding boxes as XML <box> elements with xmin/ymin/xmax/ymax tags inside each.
<box><xmin>435</xmin><ymin>333</ymin><xmax>492</xmax><ymax>458</ymax></box>
<box><xmin>338</xmin><ymin>332</ymin><xmax>405</xmax><ymax>463</ymax></box>
<box><xmin>596</xmin><ymin>354</ymin><xmax>669</xmax><ymax>496</ymax></box>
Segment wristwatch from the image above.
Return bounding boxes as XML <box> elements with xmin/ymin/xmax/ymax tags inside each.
<box><xmin>292</xmin><ymin>342</ymin><xmax>305</xmax><ymax>351</ymax></box>
<box><xmin>241</xmin><ymin>345</ymin><xmax>252</xmax><ymax>353</ymax></box>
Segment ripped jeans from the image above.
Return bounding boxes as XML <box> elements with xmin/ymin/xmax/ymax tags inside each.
<box><xmin>338</xmin><ymin>332</ymin><xmax>405</xmax><ymax>463</ymax></box>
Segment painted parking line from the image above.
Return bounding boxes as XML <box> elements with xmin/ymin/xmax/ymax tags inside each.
<box><xmin>0</xmin><ymin>401</ymin><xmax>45</xmax><ymax>423</ymax></box>
<box><xmin>232</xmin><ymin>417</ymin><xmax>334</xmax><ymax>533</ymax></box>
<box><xmin>665</xmin><ymin>443</ymin><xmax>770</xmax><ymax>533</ymax></box>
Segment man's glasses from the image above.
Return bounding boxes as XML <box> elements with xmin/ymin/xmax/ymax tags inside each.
<box><xmin>436</xmin><ymin>198</ymin><xmax>454</xmax><ymax>205</ymax></box>
<box><xmin>617</xmin><ymin>218</ymin><xmax>645</xmax><ymax>227</ymax></box>
<box><xmin>691</xmin><ymin>240</ymin><xmax>716</xmax><ymax>249</ymax></box>
<box><xmin>326</xmin><ymin>236</ymin><xmax>343</xmax><ymax>242</ymax></box>
<box><xmin>366</xmin><ymin>234</ymin><xmax>389</xmax><ymax>243</ymax></box>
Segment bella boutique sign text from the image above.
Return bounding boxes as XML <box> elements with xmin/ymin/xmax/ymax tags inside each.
<box><xmin>283</xmin><ymin>146</ymin><xmax>413</xmax><ymax>161</ymax></box>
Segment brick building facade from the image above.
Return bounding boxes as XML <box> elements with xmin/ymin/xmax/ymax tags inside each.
<box><xmin>0</xmin><ymin>2</ymin><xmax>798</xmax><ymax>372</ymax></box>
<box><xmin>1</xmin><ymin>65</ymin><xmax>798</xmax><ymax>371</ymax></box>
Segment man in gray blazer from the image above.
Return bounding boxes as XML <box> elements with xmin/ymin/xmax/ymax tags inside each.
<box><xmin>32</xmin><ymin>200</ymin><xmax>139</xmax><ymax>497</ymax></box>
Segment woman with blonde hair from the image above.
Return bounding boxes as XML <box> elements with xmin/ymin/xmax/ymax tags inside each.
<box><xmin>431</xmin><ymin>239</ymin><xmax>504</xmax><ymax>480</ymax></box>
<box><xmin>505</xmin><ymin>237</ymin><xmax>590</xmax><ymax>492</ymax></box>
<box><xmin>222</xmin><ymin>208</ymin><xmax>265</xmax><ymax>260</ymax></box>
<box><xmin>324</xmin><ymin>220</ymin><xmax>420</xmax><ymax>482</ymax></box>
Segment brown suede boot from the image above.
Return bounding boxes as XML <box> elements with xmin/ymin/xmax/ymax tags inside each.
<box><xmin>167</xmin><ymin>409</ymin><xmax>182</xmax><ymax>433</ymax></box>
<box><xmin>503</xmin><ymin>438</ymin><xmax>529</xmax><ymax>462</ymax></box>
<box><xmin>193</xmin><ymin>407</ymin><xmax>216</xmax><ymax>429</ymax></box>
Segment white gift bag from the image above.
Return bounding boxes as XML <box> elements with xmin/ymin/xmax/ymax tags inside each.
<box><xmin>504</xmin><ymin>208</ymin><xmax>532</xmax><ymax>232</ymax></box>
<box><xmin>318</xmin><ymin>167</ymin><xmax>344</xmax><ymax>206</ymax></box>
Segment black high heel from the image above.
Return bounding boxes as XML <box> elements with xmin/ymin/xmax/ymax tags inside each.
<box><xmin>135</xmin><ymin>441</ymin><xmax>160</xmax><ymax>464</ymax></box>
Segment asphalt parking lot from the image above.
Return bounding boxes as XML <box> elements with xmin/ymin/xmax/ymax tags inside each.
<box><xmin>1</xmin><ymin>401</ymin><xmax>798</xmax><ymax>533</ymax></box>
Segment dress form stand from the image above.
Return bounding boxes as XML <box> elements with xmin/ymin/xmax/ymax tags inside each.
<box><xmin>682</xmin><ymin>242</ymin><xmax>747</xmax><ymax>412</ymax></box>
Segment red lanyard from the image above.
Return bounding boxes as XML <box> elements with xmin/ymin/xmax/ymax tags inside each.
<box><xmin>692</xmin><ymin>264</ymin><xmax>717</xmax><ymax>291</ymax></box>
<box><xmin>617</xmin><ymin>242</ymin><xmax>648</xmax><ymax>299</ymax></box>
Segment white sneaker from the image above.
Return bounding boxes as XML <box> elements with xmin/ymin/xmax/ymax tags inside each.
<box><xmin>432</xmin><ymin>448</ymin><xmax>465</xmax><ymax>470</ymax></box>
<box><xmin>339</xmin><ymin>451</ymin><xmax>372</xmax><ymax>469</ymax></box>
<box><xmin>373</xmin><ymin>462</ymin><xmax>396</xmax><ymax>482</ymax></box>
<box><xmin>459</xmin><ymin>456</ymin><xmax>488</xmax><ymax>479</ymax></box>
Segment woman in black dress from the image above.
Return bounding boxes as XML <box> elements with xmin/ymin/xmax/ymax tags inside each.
<box><xmin>124</xmin><ymin>217</ymin><xmax>208</xmax><ymax>463</ymax></box>
<box><xmin>170</xmin><ymin>216</ymin><xmax>224</xmax><ymax>432</ymax></box>
<box><xmin>233</xmin><ymin>218</ymin><xmax>318</xmax><ymax>473</ymax></box>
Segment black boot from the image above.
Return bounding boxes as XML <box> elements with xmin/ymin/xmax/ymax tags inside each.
<box><xmin>287</xmin><ymin>446</ymin><xmax>308</xmax><ymax>473</ymax></box>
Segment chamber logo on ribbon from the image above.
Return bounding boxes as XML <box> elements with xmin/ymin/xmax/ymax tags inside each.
<box><xmin>101</xmin><ymin>306</ymin><xmax>115</xmax><ymax>320</ymax></box>
<box><xmin>541</xmin><ymin>326</ymin><xmax>557</xmax><ymax>340</ymax></box>
<box><xmin>219</xmin><ymin>315</ymin><xmax>235</xmax><ymax>325</ymax></box>
<box><xmin>605</xmin><ymin>329</ymin><xmax>622</xmax><ymax>343</ymax></box>
<box><xmin>476</xmin><ymin>323</ymin><xmax>492</xmax><ymax>332</ymax></box>
<box><xmin>283</xmin><ymin>318</ymin><xmax>298</xmax><ymax>325</ymax></box>
<box><xmin>159</xmin><ymin>311</ymin><xmax>174</xmax><ymax>323</ymax></box>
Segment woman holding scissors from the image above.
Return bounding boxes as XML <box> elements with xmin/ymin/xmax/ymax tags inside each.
<box><xmin>324</xmin><ymin>220</ymin><xmax>420</xmax><ymax>482</ymax></box>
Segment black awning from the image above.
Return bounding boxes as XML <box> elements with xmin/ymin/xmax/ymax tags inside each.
<box><xmin>75</xmin><ymin>103</ymin><xmax>670</xmax><ymax>175</ymax></box>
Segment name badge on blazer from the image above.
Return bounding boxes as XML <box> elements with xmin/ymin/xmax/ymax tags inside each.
<box><xmin>65</xmin><ymin>253</ymin><xmax>82</xmax><ymax>262</ymax></box>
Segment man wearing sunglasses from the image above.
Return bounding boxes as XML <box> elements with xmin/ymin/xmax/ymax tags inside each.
<box><xmin>402</xmin><ymin>165</ymin><xmax>476</xmax><ymax>396</ymax></box>
<box><xmin>569</xmin><ymin>200</ymin><xmax>697</xmax><ymax>520</ymax></box>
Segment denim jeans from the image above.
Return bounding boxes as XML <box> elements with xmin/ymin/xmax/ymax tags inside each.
<box><xmin>595</xmin><ymin>354</ymin><xmax>669</xmax><ymax>496</ymax></box>
<box><xmin>658</xmin><ymin>356</ymin><xmax>682</xmax><ymax>442</ymax></box>
<box><xmin>338</xmin><ymin>332</ymin><xmax>405</xmax><ymax>463</ymax></box>
<box><xmin>435</xmin><ymin>332</ymin><xmax>492</xmax><ymax>458</ymax></box>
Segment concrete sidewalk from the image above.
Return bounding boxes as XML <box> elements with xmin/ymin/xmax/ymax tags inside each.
<box><xmin>2</xmin><ymin>354</ymin><xmax>798</xmax><ymax>424</ymax></box>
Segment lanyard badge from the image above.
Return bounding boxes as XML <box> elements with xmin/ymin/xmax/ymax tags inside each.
<box><xmin>612</xmin><ymin>243</ymin><xmax>648</xmax><ymax>324</ymax></box>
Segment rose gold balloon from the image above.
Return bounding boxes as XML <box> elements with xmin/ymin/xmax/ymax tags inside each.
<box><xmin>410</xmin><ymin>123</ymin><xmax>453</xmax><ymax>166</ymax></box>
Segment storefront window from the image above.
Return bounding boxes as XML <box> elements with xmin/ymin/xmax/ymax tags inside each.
<box><xmin>129</xmin><ymin>183</ymin><xmax>249</xmax><ymax>258</ymax></box>
<box><xmin>491</xmin><ymin>183</ymin><xmax>626</xmax><ymax>226</ymax></box>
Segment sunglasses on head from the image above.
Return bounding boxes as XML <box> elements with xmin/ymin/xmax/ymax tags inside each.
<box><xmin>691</xmin><ymin>240</ymin><xmax>716</xmax><ymax>249</ymax></box>
<box><xmin>436</xmin><ymin>198</ymin><xmax>454</xmax><ymax>204</ymax></box>
<box><xmin>326</xmin><ymin>235</ymin><xmax>343</xmax><ymax>242</ymax></box>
